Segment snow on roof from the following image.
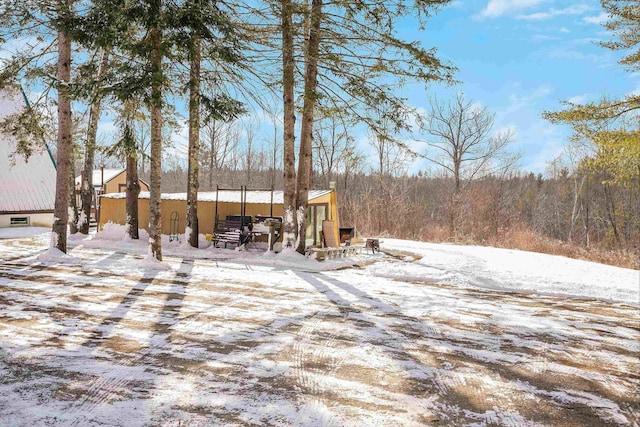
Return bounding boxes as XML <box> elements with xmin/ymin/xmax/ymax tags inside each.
<box><xmin>102</xmin><ymin>189</ymin><xmax>333</xmax><ymax>204</ymax></box>
<box><xmin>74</xmin><ymin>169</ymin><xmax>124</xmax><ymax>189</ymax></box>
<box><xmin>0</xmin><ymin>86</ymin><xmax>57</xmax><ymax>213</ymax></box>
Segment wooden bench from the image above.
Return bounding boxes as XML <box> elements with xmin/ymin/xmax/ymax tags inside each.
<box><xmin>211</xmin><ymin>219</ymin><xmax>244</xmax><ymax>248</ymax></box>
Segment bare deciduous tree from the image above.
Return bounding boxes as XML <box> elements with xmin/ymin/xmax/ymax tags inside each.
<box><xmin>79</xmin><ymin>49</ymin><xmax>110</xmax><ymax>235</ymax></box>
<box><xmin>422</xmin><ymin>93</ymin><xmax>519</xmax><ymax>238</ymax></box>
<box><xmin>313</xmin><ymin>110</ymin><xmax>351</xmax><ymax>188</ymax></box>
<box><xmin>424</xmin><ymin>93</ymin><xmax>518</xmax><ymax>192</ymax></box>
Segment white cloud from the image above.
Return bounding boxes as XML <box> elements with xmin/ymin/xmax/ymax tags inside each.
<box><xmin>567</xmin><ymin>94</ymin><xmax>588</xmax><ymax>104</ymax></box>
<box><xmin>560</xmin><ymin>27</ymin><xmax>570</xmax><ymax>33</ymax></box>
<box><xmin>531</xmin><ymin>34</ymin><xmax>560</xmax><ymax>43</ymax></box>
<box><xmin>628</xmin><ymin>82</ymin><xmax>640</xmax><ymax>97</ymax></box>
<box><xmin>477</xmin><ymin>0</ymin><xmax>544</xmax><ymax>20</ymax></box>
<box><xmin>583</xmin><ymin>12</ymin><xmax>609</xmax><ymax>24</ymax></box>
<box><xmin>547</xmin><ymin>48</ymin><xmax>602</xmax><ymax>63</ymax></box>
<box><xmin>504</xmin><ymin>84</ymin><xmax>553</xmax><ymax>115</ymax></box>
<box><xmin>519</xmin><ymin>12</ymin><xmax>551</xmax><ymax>20</ymax></box>
<box><xmin>517</xmin><ymin>4</ymin><xmax>592</xmax><ymax>20</ymax></box>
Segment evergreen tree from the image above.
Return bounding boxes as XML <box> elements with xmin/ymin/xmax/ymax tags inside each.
<box><xmin>169</xmin><ymin>0</ymin><xmax>245</xmax><ymax>248</ymax></box>
<box><xmin>295</xmin><ymin>0</ymin><xmax>322</xmax><ymax>254</ymax></box>
<box><xmin>283</xmin><ymin>0</ymin><xmax>456</xmax><ymax>252</ymax></box>
<box><xmin>0</xmin><ymin>0</ymin><xmax>79</xmax><ymax>253</ymax></box>
<box><xmin>544</xmin><ymin>0</ymin><xmax>640</xmax><ymax>188</ymax></box>
<box><xmin>281</xmin><ymin>0</ymin><xmax>297</xmax><ymax>249</ymax></box>
<box><xmin>79</xmin><ymin>49</ymin><xmax>110</xmax><ymax>235</ymax></box>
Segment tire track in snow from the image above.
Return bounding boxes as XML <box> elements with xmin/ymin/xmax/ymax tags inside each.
<box><xmin>60</xmin><ymin>258</ymin><xmax>198</xmax><ymax>422</ymax></box>
<box><xmin>292</xmin><ymin>313</ymin><xmax>343</xmax><ymax>396</ymax></box>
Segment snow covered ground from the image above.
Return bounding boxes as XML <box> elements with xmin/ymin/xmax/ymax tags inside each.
<box><xmin>378</xmin><ymin>239</ymin><xmax>639</xmax><ymax>305</ymax></box>
<box><xmin>0</xmin><ymin>227</ymin><xmax>638</xmax><ymax>426</ymax></box>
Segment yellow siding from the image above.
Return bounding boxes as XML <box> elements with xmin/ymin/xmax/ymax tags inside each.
<box><xmin>103</xmin><ymin>171</ymin><xmax>126</xmax><ymax>194</ymax></box>
<box><xmin>99</xmin><ymin>197</ymin><xmax>124</xmax><ymax>227</ymax></box>
<box><xmin>100</xmin><ymin>199</ymin><xmax>286</xmax><ymax>234</ymax></box>
<box><xmin>328</xmin><ymin>190</ymin><xmax>339</xmax><ymax>244</ymax></box>
<box><xmin>99</xmin><ymin>197</ymin><xmax>149</xmax><ymax>231</ymax></box>
<box><xmin>100</xmin><ymin>171</ymin><xmax>150</xmax><ymax>194</ymax></box>
<box><xmin>99</xmin><ymin>190</ymin><xmax>339</xmax><ymax>241</ymax></box>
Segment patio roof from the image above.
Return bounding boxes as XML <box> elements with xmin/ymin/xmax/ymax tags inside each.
<box><xmin>101</xmin><ymin>189</ymin><xmax>333</xmax><ymax>204</ymax></box>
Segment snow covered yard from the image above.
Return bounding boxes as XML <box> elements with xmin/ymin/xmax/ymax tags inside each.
<box><xmin>0</xmin><ymin>229</ymin><xmax>638</xmax><ymax>426</ymax></box>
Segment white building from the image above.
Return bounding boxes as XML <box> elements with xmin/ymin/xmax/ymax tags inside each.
<box><xmin>0</xmin><ymin>86</ymin><xmax>57</xmax><ymax>228</ymax></box>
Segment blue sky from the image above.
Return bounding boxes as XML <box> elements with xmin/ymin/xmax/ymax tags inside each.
<box><xmin>399</xmin><ymin>0</ymin><xmax>629</xmax><ymax>174</ymax></box>
<box><xmin>88</xmin><ymin>0</ymin><xmax>626</xmax><ymax>177</ymax></box>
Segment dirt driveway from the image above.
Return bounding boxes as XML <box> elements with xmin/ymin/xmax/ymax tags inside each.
<box><xmin>0</xmin><ymin>243</ymin><xmax>638</xmax><ymax>426</ymax></box>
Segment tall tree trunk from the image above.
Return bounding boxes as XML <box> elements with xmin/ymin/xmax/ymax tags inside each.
<box><xmin>148</xmin><ymin>0</ymin><xmax>163</xmax><ymax>260</ymax></box>
<box><xmin>69</xmin><ymin>162</ymin><xmax>78</xmax><ymax>234</ymax></box>
<box><xmin>80</xmin><ymin>49</ymin><xmax>109</xmax><ymax>234</ymax></box>
<box><xmin>209</xmin><ymin>119</ymin><xmax>215</xmax><ymax>190</ymax></box>
<box><xmin>282</xmin><ymin>0</ymin><xmax>297</xmax><ymax>249</ymax></box>
<box><xmin>604</xmin><ymin>183</ymin><xmax>621</xmax><ymax>246</ymax></box>
<box><xmin>186</xmin><ymin>6</ymin><xmax>200</xmax><ymax>248</ymax></box>
<box><xmin>568</xmin><ymin>175</ymin><xmax>585</xmax><ymax>243</ymax></box>
<box><xmin>125</xmin><ymin>154</ymin><xmax>140</xmax><ymax>239</ymax></box>
<box><xmin>295</xmin><ymin>0</ymin><xmax>323</xmax><ymax>254</ymax></box>
<box><xmin>52</xmin><ymin>3</ymin><xmax>72</xmax><ymax>253</ymax></box>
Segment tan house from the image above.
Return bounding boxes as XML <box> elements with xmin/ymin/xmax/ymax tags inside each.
<box><xmin>75</xmin><ymin>169</ymin><xmax>149</xmax><ymax>223</ymax></box>
<box><xmin>99</xmin><ymin>187</ymin><xmax>340</xmax><ymax>247</ymax></box>
<box><xmin>75</xmin><ymin>169</ymin><xmax>150</xmax><ymax>195</ymax></box>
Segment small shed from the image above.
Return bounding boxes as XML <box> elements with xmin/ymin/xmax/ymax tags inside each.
<box><xmin>99</xmin><ymin>188</ymin><xmax>340</xmax><ymax>247</ymax></box>
<box><xmin>0</xmin><ymin>86</ymin><xmax>57</xmax><ymax>228</ymax></box>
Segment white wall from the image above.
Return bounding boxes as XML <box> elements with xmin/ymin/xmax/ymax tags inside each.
<box><xmin>0</xmin><ymin>213</ymin><xmax>54</xmax><ymax>228</ymax></box>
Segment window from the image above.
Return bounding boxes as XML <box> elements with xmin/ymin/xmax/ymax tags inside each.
<box><xmin>10</xmin><ymin>217</ymin><xmax>30</xmax><ymax>226</ymax></box>
<box><xmin>305</xmin><ymin>204</ymin><xmax>328</xmax><ymax>247</ymax></box>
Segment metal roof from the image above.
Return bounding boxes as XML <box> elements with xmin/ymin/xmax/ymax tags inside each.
<box><xmin>0</xmin><ymin>87</ymin><xmax>57</xmax><ymax>213</ymax></box>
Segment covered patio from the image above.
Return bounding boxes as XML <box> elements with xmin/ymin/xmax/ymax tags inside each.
<box><xmin>98</xmin><ymin>187</ymin><xmax>340</xmax><ymax>248</ymax></box>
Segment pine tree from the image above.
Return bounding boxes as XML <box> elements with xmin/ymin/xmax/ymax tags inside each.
<box><xmin>186</xmin><ymin>0</ymin><xmax>202</xmax><ymax>248</ymax></box>
<box><xmin>276</xmin><ymin>0</ymin><xmax>456</xmax><ymax>252</ymax></box>
<box><xmin>295</xmin><ymin>0</ymin><xmax>322</xmax><ymax>254</ymax></box>
<box><xmin>52</xmin><ymin>0</ymin><xmax>74</xmax><ymax>254</ymax></box>
<box><xmin>544</xmin><ymin>0</ymin><xmax>640</xmax><ymax>188</ymax></box>
<box><xmin>170</xmin><ymin>0</ymin><xmax>245</xmax><ymax>248</ymax></box>
<box><xmin>281</xmin><ymin>0</ymin><xmax>297</xmax><ymax>249</ymax></box>
<box><xmin>148</xmin><ymin>0</ymin><xmax>164</xmax><ymax>261</ymax></box>
<box><xmin>0</xmin><ymin>0</ymin><xmax>79</xmax><ymax>253</ymax></box>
